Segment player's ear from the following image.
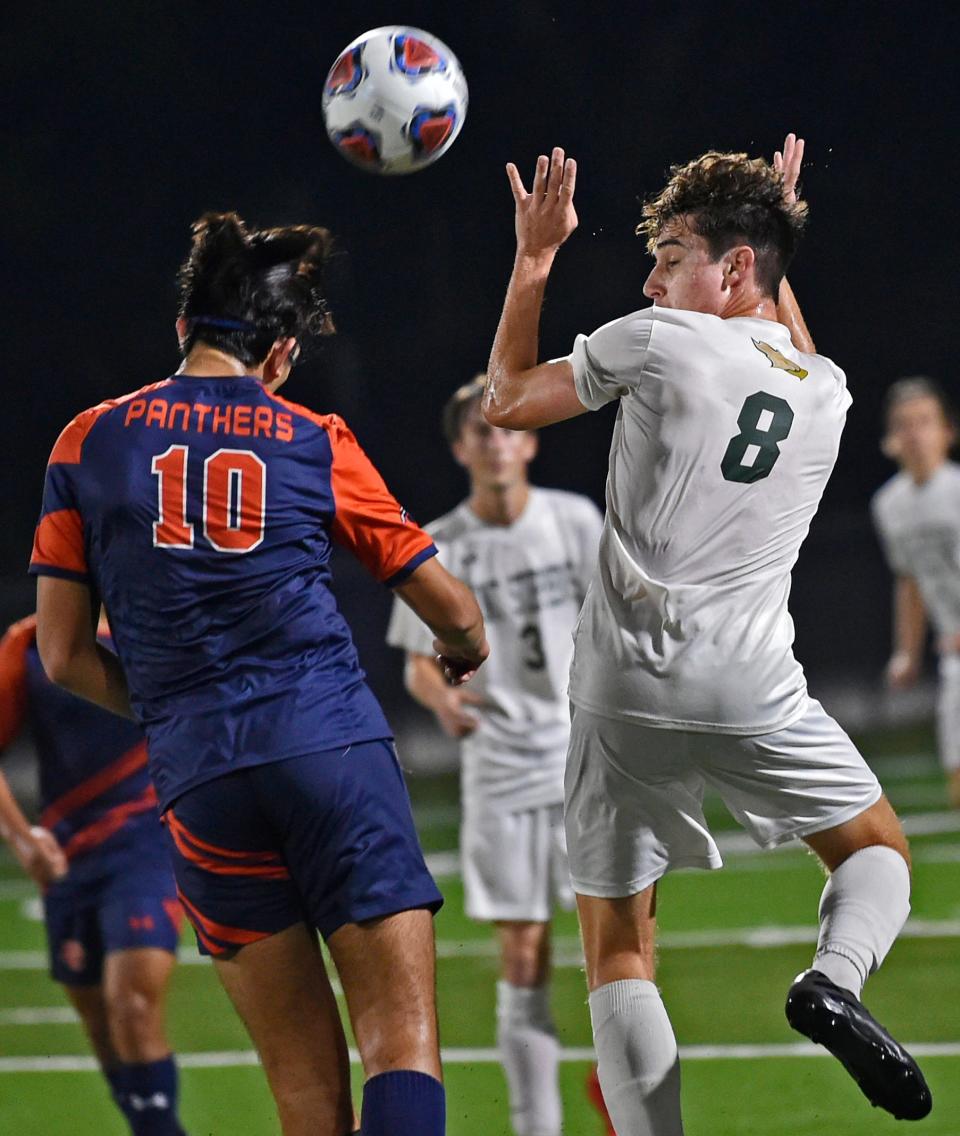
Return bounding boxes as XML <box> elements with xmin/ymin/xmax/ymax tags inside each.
<box><xmin>723</xmin><ymin>245</ymin><xmax>754</xmax><ymax>290</ymax></box>
<box><xmin>522</xmin><ymin>431</ymin><xmax>539</xmax><ymax>462</ymax></box>
<box><xmin>175</xmin><ymin>316</ymin><xmax>189</xmax><ymax>351</ymax></box>
<box><xmin>451</xmin><ymin>438</ymin><xmax>468</xmax><ymax>469</ymax></box>
<box><xmin>880</xmin><ymin>431</ymin><xmax>901</xmax><ymax>461</ymax></box>
<box><xmin>263</xmin><ymin>338</ymin><xmax>297</xmax><ymax>390</ymax></box>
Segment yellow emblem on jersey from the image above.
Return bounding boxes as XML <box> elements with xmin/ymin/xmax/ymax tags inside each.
<box><xmin>752</xmin><ymin>338</ymin><xmax>808</xmax><ymax>380</ymax></box>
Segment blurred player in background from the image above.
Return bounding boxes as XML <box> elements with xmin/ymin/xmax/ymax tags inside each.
<box><xmin>482</xmin><ymin>135</ymin><xmax>932</xmax><ymax>1133</ymax></box>
<box><xmin>29</xmin><ymin>212</ymin><xmax>488</xmax><ymax>1136</ymax></box>
<box><xmin>872</xmin><ymin>377</ymin><xmax>960</xmax><ymax>807</ymax></box>
<box><xmin>388</xmin><ymin>375</ymin><xmax>603</xmax><ymax>1136</ymax></box>
<box><xmin>0</xmin><ymin>613</ymin><xmax>188</xmax><ymax>1136</ymax></box>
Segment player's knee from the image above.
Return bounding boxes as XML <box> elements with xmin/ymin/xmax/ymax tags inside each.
<box><xmin>106</xmin><ymin>986</ymin><xmax>161</xmax><ymax>1050</ymax></box>
<box><xmin>856</xmin><ymin>805</ymin><xmax>912</xmax><ymax>872</ymax></box>
<box><xmin>502</xmin><ymin>943</ymin><xmax>546</xmax><ymax>987</ymax></box>
<box><xmin>499</xmin><ymin>923</ymin><xmax>551</xmax><ymax>987</ymax></box>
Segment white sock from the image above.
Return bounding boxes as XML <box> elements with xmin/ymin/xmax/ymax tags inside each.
<box><xmin>588</xmin><ymin>979</ymin><xmax>683</xmax><ymax>1136</ymax></box>
<box><xmin>496</xmin><ymin>981</ymin><xmax>562</xmax><ymax>1136</ymax></box>
<box><xmin>813</xmin><ymin>845</ymin><xmax>911</xmax><ymax>997</ymax></box>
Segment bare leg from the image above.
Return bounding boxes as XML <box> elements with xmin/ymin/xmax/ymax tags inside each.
<box><xmin>103</xmin><ymin>948</ymin><xmax>177</xmax><ymax>1063</ymax></box>
<box><xmin>802</xmin><ymin>795</ymin><xmax>910</xmax><ymax>871</ymax></box>
<box><xmin>65</xmin><ymin>983</ymin><xmax>120</xmax><ymax>1069</ymax></box>
<box><xmin>327</xmin><ymin>908</ymin><xmax>440</xmax><ymax>1080</ymax></box>
<box><xmin>576</xmin><ymin>886</ymin><xmax>657</xmax><ymax>992</ymax></box>
<box><xmin>576</xmin><ymin>887</ymin><xmax>682</xmax><ymax>1136</ymax></box>
<box><xmin>213</xmin><ymin>922</ymin><xmax>353</xmax><ymax>1136</ymax></box>
<box><xmin>496</xmin><ymin>920</ymin><xmax>551</xmax><ymax>986</ymax></box>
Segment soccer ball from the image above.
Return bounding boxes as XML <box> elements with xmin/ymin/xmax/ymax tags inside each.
<box><xmin>322</xmin><ymin>26</ymin><xmax>468</xmax><ymax>175</ymax></box>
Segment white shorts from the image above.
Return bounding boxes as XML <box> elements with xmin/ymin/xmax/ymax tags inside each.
<box><xmin>565</xmin><ymin>698</ymin><xmax>883</xmax><ymax>898</ymax></box>
<box><xmin>461</xmin><ymin>801</ymin><xmax>575</xmax><ymax>922</ymax></box>
<box><xmin>937</xmin><ymin>656</ymin><xmax>960</xmax><ymax>772</ymax></box>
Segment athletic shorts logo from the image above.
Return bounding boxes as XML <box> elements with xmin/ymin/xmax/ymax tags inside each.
<box><xmin>128</xmin><ymin>914</ymin><xmax>156</xmax><ymax>932</ymax></box>
<box><xmin>60</xmin><ymin>939</ymin><xmax>86</xmax><ymax>972</ymax></box>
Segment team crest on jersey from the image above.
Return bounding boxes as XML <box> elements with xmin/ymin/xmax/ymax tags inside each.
<box><xmin>752</xmin><ymin>338</ymin><xmax>808</xmax><ymax>380</ymax></box>
<box><xmin>60</xmin><ymin>939</ymin><xmax>86</xmax><ymax>972</ymax></box>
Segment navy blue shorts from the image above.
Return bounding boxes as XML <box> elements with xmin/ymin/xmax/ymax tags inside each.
<box><xmin>45</xmin><ymin>884</ymin><xmax>182</xmax><ymax>986</ymax></box>
<box><xmin>163</xmin><ymin>741</ymin><xmax>443</xmax><ymax>956</ymax></box>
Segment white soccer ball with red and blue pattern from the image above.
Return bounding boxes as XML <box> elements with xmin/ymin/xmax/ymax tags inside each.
<box><xmin>322</xmin><ymin>26</ymin><xmax>468</xmax><ymax>175</ymax></box>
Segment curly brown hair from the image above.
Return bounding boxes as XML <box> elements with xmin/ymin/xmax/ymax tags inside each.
<box><xmin>638</xmin><ymin>151</ymin><xmax>809</xmax><ymax>298</ymax></box>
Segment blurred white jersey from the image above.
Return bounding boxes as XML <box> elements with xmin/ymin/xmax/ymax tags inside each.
<box><xmin>564</xmin><ymin>305</ymin><xmax>850</xmax><ymax>734</ymax></box>
<box><xmin>388</xmin><ymin>487</ymin><xmax>603</xmax><ymax>808</ymax></box>
<box><xmin>871</xmin><ymin>461</ymin><xmax>960</xmax><ymax>637</ymax></box>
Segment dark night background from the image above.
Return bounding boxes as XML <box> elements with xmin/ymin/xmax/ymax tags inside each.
<box><xmin>3</xmin><ymin>1</ymin><xmax>957</xmax><ymax>718</ymax></box>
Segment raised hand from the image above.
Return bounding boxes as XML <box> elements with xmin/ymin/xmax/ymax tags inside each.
<box><xmin>506</xmin><ymin>147</ymin><xmax>578</xmax><ymax>258</ymax></box>
<box><xmin>773</xmin><ymin>133</ymin><xmax>805</xmax><ymax>206</ymax></box>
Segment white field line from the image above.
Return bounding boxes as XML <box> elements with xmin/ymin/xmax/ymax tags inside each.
<box><xmin>0</xmin><ymin>1007</ymin><xmax>79</xmax><ymax>1024</ymax></box>
<box><xmin>3</xmin><ymin>916</ymin><xmax>959</xmax><ymax>976</ymax></box>
<box><xmin>3</xmin><ymin>1041</ymin><xmax>960</xmax><ymax>1074</ymax></box>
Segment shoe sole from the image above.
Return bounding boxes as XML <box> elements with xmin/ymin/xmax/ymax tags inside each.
<box><xmin>786</xmin><ymin>989</ymin><xmax>932</xmax><ymax>1121</ymax></box>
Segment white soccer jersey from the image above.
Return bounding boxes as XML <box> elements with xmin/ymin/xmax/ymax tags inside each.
<box><xmin>564</xmin><ymin>305</ymin><xmax>851</xmax><ymax>734</ymax></box>
<box><xmin>388</xmin><ymin>487</ymin><xmax>603</xmax><ymax>808</ymax></box>
<box><xmin>871</xmin><ymin>461</ymin><xmax>960</xmax><ymax>637</ymax></box>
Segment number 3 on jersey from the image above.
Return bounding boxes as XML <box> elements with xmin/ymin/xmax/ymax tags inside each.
<box><xmin>720</xmin><ymin>391</ymin><xmax>795</xmax><ymax>484</ymax></box>
<box><xmin>152</xmin><ymin>445</ymin><xmax>266</xmax><ymax>552</ymax></box>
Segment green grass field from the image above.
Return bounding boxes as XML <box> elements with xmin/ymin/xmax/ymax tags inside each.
<box><xmin>1</xmin><ymin>722</ymin><xmax>958</xmax><ymax>1134</ymax></box>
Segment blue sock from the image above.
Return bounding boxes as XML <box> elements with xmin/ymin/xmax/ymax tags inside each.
<box><xmin>106</xmin><ymin>1056</ymin><xmax>187</xmax><ymax>1135</ymax></box>
<box><xmin>361</xmin><ymin>1070</ymin><xmax>445</xmax><ymax>1136</ymax></box>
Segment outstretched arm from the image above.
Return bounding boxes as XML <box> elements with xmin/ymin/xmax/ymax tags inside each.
<box><xmin>484</xmin><ymin>147</ymin><xmax>587</xmax><ymax>430</ymax></box>
<box><xmin>773</xmin><ymin>133</ymin><xmax>815</xmax><ymax>353</ymax></box>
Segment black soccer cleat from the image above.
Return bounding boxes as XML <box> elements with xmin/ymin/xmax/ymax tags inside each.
<box><xmin>785</xmin><ymin>969</ymin><xmax>932</xmax><ymax>1121</ymax></box>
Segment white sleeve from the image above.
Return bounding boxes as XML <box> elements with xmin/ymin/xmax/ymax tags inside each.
<box><xmin>386</xmin><ymin>594</ymin><xmax>436</xmax><ymax>656</ymax></box>
<box><xmin>565</xmin><ymin>311</ymin><xmax>655</xmax><ymax>411</ymax></box>
<box><xmin>575</xmin><ymin>499</ymin><xmax>604</xmax><ymax>593</ymax></box>
<box><xmin>870</xmin><ymin>499</ymin><xmax>911</xmax><ymax>577</ymax></box>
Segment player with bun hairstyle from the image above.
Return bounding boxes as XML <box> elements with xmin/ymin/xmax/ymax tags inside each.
<box><xmin>31</xmin><ymin>211</ymin><xmax>488</xmax><ymax>1136</ymax></box>
<box><xmin>872</xmin><ymin>376</ymin><xmax>960</xmax><ymax>808</ymax></box>
<box><xmin>484</xmin><ymin>136</ymin><xmax>931</xmax><ymax>1131</ymax></box>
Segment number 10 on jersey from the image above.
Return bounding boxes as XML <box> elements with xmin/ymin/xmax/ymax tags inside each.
<box><xmin>152</xmin><ymin>445</ymin><xmax>266</xmax><ymax>552</ymax></box>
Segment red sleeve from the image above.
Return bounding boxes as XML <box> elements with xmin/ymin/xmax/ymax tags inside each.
<box><xmin>0</xmin><ymin>617</ymin><xmax>36</xmax><ymax>753</ymax></box>
<box><xmin>29</xmin><ymin>410</ymin><xmax>101</xmax><ymax>582</ymax></box>
<box><xmin>327</xmin><ymin>417</ymin><xmax>437</xmax><ymax>585</ymax></box>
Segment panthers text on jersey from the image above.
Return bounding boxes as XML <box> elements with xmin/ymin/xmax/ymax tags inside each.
<box><xmin>30</xmin><ymin>375</ymin><xmax>436</xmax><ymax>808</ymax></box>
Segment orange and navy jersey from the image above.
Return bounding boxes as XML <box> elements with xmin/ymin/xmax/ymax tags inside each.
<box><xmin>29</xmin><ymin>375</ymin><xmax>437</xmax><ymax>809</ymax></box>
<box><xmin>0</xmin><ymin>616</ymin><xmax>165</xmax><ymax>887</ymax></box>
